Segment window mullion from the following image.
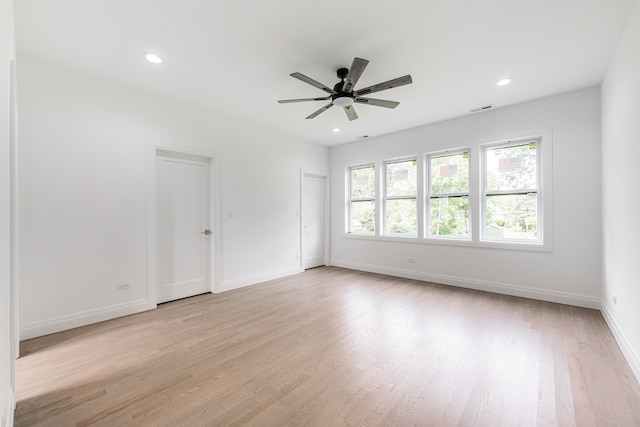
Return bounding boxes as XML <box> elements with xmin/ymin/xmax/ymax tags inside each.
<box><xmin>468</xmin><ymin>146</ymin><xmax>477</xmax><ymax>242</ymax></box>
<box><xmin>375</xmin><ymin>161</ymin><xmax>382</xmax><ymax>236</ymax></box>
<box><xmin>416</xmin><ymin>154</ymin><xmax>425</xmax><ymax>238</ymax></box>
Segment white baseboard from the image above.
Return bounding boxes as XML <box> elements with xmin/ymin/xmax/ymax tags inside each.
<box><xmin>331</xmin><ymin>259</ymin><xmax>601</xmax><ymax>309</ymax></box>
<box><xmin>3</xmin><ymin>389</ymin><xmax>15</xmax><ymax>427</ymax></box>
<box><xmin>19</xmin><ymin>266</ymin><xmax>303</xmax><ymax>340</ymax></box>
<box><xmin>219</xmin><ymin>266</ymin><xmax>303</xmax><ymax>293</ymax></box>
<box><xmin>600</xmin><ymin>300</ymin><xmax>640</xmax><ymax>384</ymax></box>
<box><xmin>20</xmin><ymin>299</ymin><xmax>150</xmax><ymax>340</ymax></box>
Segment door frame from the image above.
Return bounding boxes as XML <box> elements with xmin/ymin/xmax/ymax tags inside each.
<box><xmin>147</xmin><ymin>144</ymin><xmax>222</xmax><ymax>309</ymax></box>
<box><xmin>300</xmin><ymin>169</ymin><xmax>330</xmax><ymax>269</ymax></box>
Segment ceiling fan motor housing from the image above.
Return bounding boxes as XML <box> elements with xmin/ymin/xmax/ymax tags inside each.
<box><xmin>333</xmin><ymin>68</ymin><xmax>349</xmax><ymax>92</ymax></box>
<box><xmin>333</xmin><ymin>66</ymin><xmax>354</xmax><ymax>104</ymax></box>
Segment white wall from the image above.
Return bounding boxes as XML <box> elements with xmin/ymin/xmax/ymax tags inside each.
<box><xmin>331</xmin><ymin>87</ymin><xmax>602</xmax><ymax>308</ymax></box>
<box><xmin>17</xmin><ymin>56</ymin><xmax>329</xmax><ymax>339</ymax></box>
<box><xmin>1</xmin><ymin>0</ymin><xmax>16</xmax><ymax>424</ymax></box>
<box><xmin>601</xmin><ymin>0</ymin><xmax>640</xmax><ymax>382</ymax></box>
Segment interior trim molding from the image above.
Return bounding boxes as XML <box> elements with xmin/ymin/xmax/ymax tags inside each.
<box><xmin>146</xmin><ymin>143</ymin><xmax>223</xmax><ymax>300</ymax></box>
<box><xmin>20</xmin><ymin>299</ymin><xmax>149</xmax><ymax>340</ymax></box>
<box><xmin>600</xmin><ymin>300</ymin><xmax>640</xmax><ymax>384</ymax></box>
<box><xmin>300</xmin><ymin>169</ymin><xmax>331</xmax><ymax>271</ymax></box>
<box><xmin>3</xmin><ymin>389</ymin><xmax>15</xmax><ymax>427</ymax></box>
<box><xmin>220</xmin><ymin>266</ymin><xmax>303</xmax><ymax>293</ymax></box>
<box><xmin>330</xmin><ymin>259</ymin><xmax>601</xmax><ymax>309</ymax></box>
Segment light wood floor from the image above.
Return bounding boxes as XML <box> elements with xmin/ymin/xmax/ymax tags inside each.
<box><xmin>15</xmin><ymin>267</ymin><xmax>640</xmax><ymax>426</ymax></box>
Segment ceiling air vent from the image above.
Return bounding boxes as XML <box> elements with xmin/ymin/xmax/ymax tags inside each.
<box><xmin>470</xmin><ymin>104</ymin><xmax>493</xmax><ymax>113</ymax></box>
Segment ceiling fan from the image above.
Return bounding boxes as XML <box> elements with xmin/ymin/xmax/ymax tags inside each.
<box><xmin>278</xmin><ymin>57</ymin><xmax>412</xmax><ymax>121</ymax></box>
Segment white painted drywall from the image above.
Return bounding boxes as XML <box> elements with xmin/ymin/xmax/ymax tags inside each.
<box><xmin>601</xmin><ymin>0</ymin><xmax>640</xmax><ymax>381</ymax></box>
<box><xmin>1</xmin><ymin>0</ymin><xmax>16</xmax><ymax>423</ymax></box>
<box><xmin>17</xmin><ymin>56</ymin><xmax>329</xmax><ymax>339</ymax></box>
<box><xmin>330</xmin><ymin>87</ymin><xmax>602</xmax><ymax>308</ymax></box>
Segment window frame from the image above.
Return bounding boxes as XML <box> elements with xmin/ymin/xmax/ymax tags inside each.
<box><xmin>342</xmin><ymin>128</ymin><xmax>552</xmax><ymax>251</ymax></box>
<box><xmin>383</xmin><ymin>157</ymin><xmax>418</xmax><ymax>237</ymax></box>
<box><xmin>425</xmin><ymin>149</ymin><xmax>471</xmax><ymax>240</ymax></box>
<box><xmin>347</xmin><ymin>163</ymin><xmax>376</xmax><ymax>235</ymax></box>
<box><xmin>481</xmin><ymin>138</ymin><xmax>542</xmax><ymax>245</ymax></box>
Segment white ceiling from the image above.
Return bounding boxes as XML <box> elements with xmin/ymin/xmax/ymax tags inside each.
<box><xmin>15</xmin><ymin>0</ymin><xmax>637</xmax><ymax>146</ymax></box>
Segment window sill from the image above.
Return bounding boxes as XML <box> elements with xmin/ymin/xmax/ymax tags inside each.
<box><xmin>343</xmin><ymin>233</ymin><xmax>551</xmax><ymax>252</ymax></box>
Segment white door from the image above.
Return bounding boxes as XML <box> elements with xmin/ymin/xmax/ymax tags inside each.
<box><xmin>302</xmin><ymin>174</ymin><xmax>325</xmax><ymax>269</ymax></box>
<box><xmin>156</xmin><ymin>153</ymin><xmax>211</xmax><ymax>303</ymax></box>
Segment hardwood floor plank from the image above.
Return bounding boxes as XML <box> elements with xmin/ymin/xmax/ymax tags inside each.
<box><xmin>15</xmin><ymin>267</ymin><xmax>640</xmax><ymax>426</ymax></box>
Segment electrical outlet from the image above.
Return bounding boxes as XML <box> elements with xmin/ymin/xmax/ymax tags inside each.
<box><xmin>407</xmin><ymin>257</ymin><xmax>416</xmax><ymax>263</ymax></box>
<box><xmin>117</xmin><ymin>283</ymin><xmax>130</xmax><ymax>291</ymax></box>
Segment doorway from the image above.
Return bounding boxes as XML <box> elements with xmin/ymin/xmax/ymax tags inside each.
<box><xmin>155</xmin><ymin>151</ymin><xmax>212</xmax><ymax>303</ymax></box>
<box><xmin>302</xmin><ymin>173</ymin><xmax>328</xmax><ymax>269</ymax></box>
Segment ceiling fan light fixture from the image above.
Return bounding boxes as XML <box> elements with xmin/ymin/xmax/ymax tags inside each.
<box><xmin>143</xmin><ymin>52</ymin><xmax>163</xmax><ymax>64</ymax></box>
<box><xmin>496</xmin><ymin>78</ymin><xmax>512</xmax><ymax>86</ymax></box>
<box><xmin>333</xmin><ymin>96</ymin><xmax>354</xmax><ymax>108</ymax></box>
<box><xmin>332</xmin><ymin>128</ymin><xmax>341</xmax><ymax>133</ymax></box>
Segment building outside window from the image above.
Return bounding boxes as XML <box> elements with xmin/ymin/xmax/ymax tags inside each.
<box><xmin>384</xmin><ymin>158</ymin><xmax>417</xmax><ymax>236</ymax></box>
<box><xmin>348</xmin><ymin>164</ymin><xmax>376</xmax><ymax>234</ymax></box>
<box><xmin>482</xmin><ymin>139</ymin><xmax>540</xmax><ymax>242</ymax></box>
<box><xmin>344</xmin><ymin>132</ymin><xmax>547</xmax><ymax>248</ymax></box>
<box><xmin>427</xmin><ymin>150</ymin><xmax>470</xmax><ymax>238</ymax></box>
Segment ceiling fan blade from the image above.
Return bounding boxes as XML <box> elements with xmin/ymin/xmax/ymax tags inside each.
<box><xmin>343</xmin><ymin>105</ymin><xmax>358</xmax><ymax>121</ymax></box>
<box><xmin>343</xmin><ymin>57</ymin><xmax>369</xmax><ymax>93</ymax></box>
<box><xmin>354</xmin><ymin>97</ymin><xmax>400</xmax><ymax>109</ymax></box>
<box><xmin>278</xmin><ymin>96</ymin><xmax>331</xmax><ymax>104</ymax></box>
<box><xmin>354</xmin><ymin>74</ymin><xmax>413</xmax><ymax>96</ymax></box>
<box><xmin>306</xmin><ymin>103</ymin><xmax>334</xmax><ymax>119</ymax></box>
<box><xmin>291</xmin><ymin>72</ymin><xmax>337</xmax><ymax>95</ymax></box>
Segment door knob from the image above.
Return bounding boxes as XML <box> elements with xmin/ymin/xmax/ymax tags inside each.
<box><xmin>202</xmin><ymin>229</ymin><xmax>212</xmax><ymax>235</ymax></box>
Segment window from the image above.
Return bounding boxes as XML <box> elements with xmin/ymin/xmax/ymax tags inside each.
<box><xmin>343</xmin><ymin>130</ymin><xmax>550</xmax><ymax>249</ymax></box>
<box><xmin>427</xmin><ymin>150</ymin><xmax>470</xmax><ymax>238</ymax></box>
<box><xmin>384</xmin><ymin>159</ymin><xmax>417</xmax><ymax>235</ymax></box>
<box><xmin>483</xmin><ymin>139</ymin><xmax>540</xmax><ymax>242</ymax></box>
<box><xmin>348</xmin><ymin>164</ymin><xmax>376</xmax><ymax>234</ymax></box>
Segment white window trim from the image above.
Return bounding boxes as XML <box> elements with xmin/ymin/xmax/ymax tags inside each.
<box><xmin>347</xmin><ymin>163</ymin><xmax>376</xmax><ymax>235</ymax></box>
<box><xmin>383</xmin><ymin>157</ymin><xmax>418</xmax><ymax>236</ymax></box>
<box><xmin>481</xmin><ymin>139</ymin><xmax>540</xmax><ymax>244</ymax></box>
<box><xmin>425</xmin><ymin>148</ymin><xmax>471</xmax><ymax>240</ymax></box>
<box><xmin>342</xmin><ymin>127</ymin><xmax>552</xmax><ymax>252</ymax></box>
<box><xmin>479</xmin><ymin>133</ymin><xmax>550</xmax><ymax>249</ymax></box>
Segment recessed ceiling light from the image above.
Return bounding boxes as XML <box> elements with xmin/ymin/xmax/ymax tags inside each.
<box><xmin>143</xmin><ymin>52</ymin><xmax>162</xmax><ymax>64</ymax></box>
<box><xmin>496</xmin><ymin>78</ymin><xmax>512</xmax><ymax>86</ymax></box>
<box><xmin>332</xmin><ymin>128</ymin><xmax>341</xmax><ymax>133</ymax></box>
